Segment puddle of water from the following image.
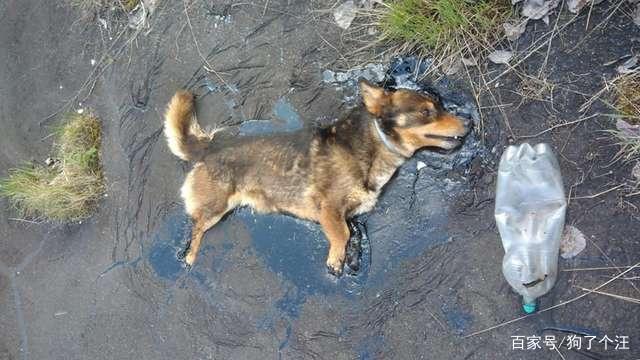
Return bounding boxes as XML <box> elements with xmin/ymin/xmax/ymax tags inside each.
<box><xmin>234</xmin><ymin>208</ymin><xmax>370</xmax><ymax>299</ymax></box>
<box><xmin>148</xmin><ymin>211</ymin><xmax>191</xmax><ymax>281</ymax></box>
<box><xmin>147</xmin><ymin>205</ymin><xmax>373</xmax><ymax>321</ymax></box>
<box><xmin>239</xmin><ymin>97</ymin><xmax>303</xmax><ymax>135</ymax></box>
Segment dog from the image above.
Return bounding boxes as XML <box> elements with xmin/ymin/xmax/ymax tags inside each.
<box><xmin>164</xmin><ymin>80</ymin><xmax>471</xmax><ymax>276</ymax></box>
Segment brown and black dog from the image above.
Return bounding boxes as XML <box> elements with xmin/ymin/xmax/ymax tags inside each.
<box><xmin>164</xmin><ymin>80</ymin><xmax>471</xmax><ymax>275</ymax></box>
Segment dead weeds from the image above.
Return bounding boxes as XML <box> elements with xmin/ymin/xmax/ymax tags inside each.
<box><xmin>605</xmin><ymin>71</ymin><xmax>640</xmax><ymax>165</ymax></box>
<box><xmin>69</xmin><ymin>0</ymin><xmax>141</xmax><ymax>13</ymax></box>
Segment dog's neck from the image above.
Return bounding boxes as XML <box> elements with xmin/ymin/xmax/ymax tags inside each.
<box><xmin>361</xmin><ymin>119</ymin><xmax>411</xmax><ymax>192</ymax></box>
<box><xmin>372</xmin><ymin>119</ymin><xmax>412</xmax><ymax>159</ymax></box>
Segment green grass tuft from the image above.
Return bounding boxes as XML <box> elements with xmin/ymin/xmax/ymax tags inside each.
<box><xmin>0</xmin><ymin>113</ymin><xmax>105</xmax><ymax>222</ymax></box>
<box><xmin>379</xmin><ymin>0</ymin><xmax>511</xmax><ymax>57</ymax></box>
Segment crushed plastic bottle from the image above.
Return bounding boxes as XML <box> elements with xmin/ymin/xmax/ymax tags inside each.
<box><xmin>495</xmin><ymin>143</ymin><xmax>567</xmax><ymax>314</ymax></box>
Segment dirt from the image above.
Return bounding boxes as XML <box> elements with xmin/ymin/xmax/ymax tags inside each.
<box><xmin>1</xmin><ymin>1</ymin><xmax>639</xmax><ymax>359</ymax></box>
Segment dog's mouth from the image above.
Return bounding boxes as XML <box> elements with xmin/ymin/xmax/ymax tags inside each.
<box><xmin>424</xmin><ymin>134</ymin><xmax>464</xmax><ymax>141</ymax></box>
<box><xmin>424</xmin><ymin>134</ymin><xmax>465</xmax><ymax>145</ymax></box>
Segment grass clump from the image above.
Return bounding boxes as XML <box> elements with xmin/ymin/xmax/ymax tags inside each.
<box><xmin>69</xmin><ymin>0</ymin><xmax>140</xmax><ymax>12</ymax></box>
<box><xmin>377</xmin><ymin>0</ymin><xmax>511</xmax><ymax>61</ymax></box>
<box><xmin>613</xmin><ymin>72</ymin><xmax>640</xmax><ymax>124</ymax></box>
<box><xmin>606</xmin><ymin>72</ymin><xmax>640</xmax><ymax>164</ymax></box>
<box><xmin>0</xmin><ymin>113</ymin><xmax>105</xmax><ymax>222</ymax></box>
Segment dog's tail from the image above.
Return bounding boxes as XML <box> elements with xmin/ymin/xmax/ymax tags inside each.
<box><xmin>164</xmin><ymin>90</ymin><xmax>213</xmax><ymax>161</ymax></box>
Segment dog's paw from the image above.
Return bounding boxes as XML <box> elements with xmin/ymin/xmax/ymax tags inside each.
<box><xmin>183</xmin><ymin>251</ymin><xmax>196</xmax><ymax>267</ymax></box>
<box><xmin>326</xmin><ymin>262</ymin><xmax>343</xmax><ymax>277</ymax></box>
<box><xmin>326</xmin><ymin>249</ymin><xmax>345</xmax><ymax>277</ymax></box>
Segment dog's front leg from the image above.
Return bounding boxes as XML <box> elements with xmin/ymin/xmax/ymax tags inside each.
<box><xmin>319</xmin><ymin>205</ymin><xmax>349</xmax><ymax>276</ymax></box>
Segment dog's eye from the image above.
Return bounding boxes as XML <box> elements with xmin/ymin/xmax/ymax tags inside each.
<box><xmin>421</xmin><ymin>109</ymin><xmax>434</xmax><ymax>116</ymax></box>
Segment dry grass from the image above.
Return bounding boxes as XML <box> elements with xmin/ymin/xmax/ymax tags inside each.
<box><xmin>68</xmin><ymin>0</ymin><xmax>140</xmax><ymax>12</ymax></box>
<box><xmin>0</xmin><ymin>113</ymin><xmax>105</xmax><ymax>222</ymax></box>
<box><xmin>613</xmin><ymin>71</ymin><xmax>640</xmax><ymax>125</ymax></box>
<box><xmin>606</xmin><ymin>72</ymin><xmax>640</xmax><ymax>164</ymax></box>
<box><xmin>515</xmin><ymin>71</ymin><xmax>557</xmax><ymax>107</ymax></box>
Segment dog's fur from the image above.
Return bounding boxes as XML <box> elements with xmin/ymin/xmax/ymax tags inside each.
<box><xmin>164</xmin><ymin>80</ymin><xmax>470</xmax><ymax>275</ymax></box>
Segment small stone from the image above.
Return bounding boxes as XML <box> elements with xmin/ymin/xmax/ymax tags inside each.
<box><xmin>522</xmin><ymin>0</ymin><xmax>560</xmax><ymax>20</ymax></box>
<box><xmin>616</xmin><ymin>55</ymin><xmax>638</xmax><ymax>74</ymax></box>
<box><xmin>503</xmin><ymin>20</ymin><xmax>527</xmax><ymax>41</ymax></box>
<box><xmin>560</xmin><ymin>225</ymin><xmax>587</xmax><ymax>259</ymax></box>
<box><xmin>334</xmin><ymin>1</ymin><xmax>356</xmax><ymax>29</ymax></box>
<box><xmin>444</xmin><ymin>59</ymin><xmax>463</xmax><ymax>75</ymax></box>
<box><xmin>335</xmin><ymin>72</ymin><xmax>349</xmax><ymax>82</ymax></box>
<box><xmin>488</xmin><ymin>50</ymin><xmax>513</xmax><ymax>64</ymax></box>
<box><xmin>462</xmin><ymin>57</ymin><xmax>477</xmax><ymax>66</ymax></box>
<box><xmin>632</xmin><ymin>162</ymin><xmax>640</xmax><ymax>180</ymax></box>
<box><xmin>567</xmin><ymin>0</ymin><xmax>589</xmax><ymax>13</ymax></box>
<box><xmin>322</xmin><ymin>69</ymin><xmax>336</xmax><ymax>83</ymax></box>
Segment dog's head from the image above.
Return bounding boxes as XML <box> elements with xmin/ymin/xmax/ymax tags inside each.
<box><xmin>359</xmin><ymin>80</ymin><xmax>471</xmax><ymax>153</ymax></box>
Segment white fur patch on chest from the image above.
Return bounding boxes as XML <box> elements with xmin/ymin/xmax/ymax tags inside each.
<box><xmin>350</xmin><ymin>170</ymin><xmax>397</xmax><ymax>215</ymax></box>
<box><xmin>351</xmin><ymin>190</ymin><xmax>380</xmax><ymax>215</ymax></box>
<box><xmin>349</xmin><ymin>157</ymin><xmax>402</xmax><ymax>216</ymax></box>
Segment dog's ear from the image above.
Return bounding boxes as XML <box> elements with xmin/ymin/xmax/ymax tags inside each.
<box><xmin>359</xmin><ymin>80</ymin><xmax>389</xmax><ymax>116</ymax></box>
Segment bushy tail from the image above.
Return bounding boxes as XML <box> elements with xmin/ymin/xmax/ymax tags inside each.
<box><xmin>164</xmin><ymin>90</ymin><xmax>212</xmax><ymax>161</ymax></box>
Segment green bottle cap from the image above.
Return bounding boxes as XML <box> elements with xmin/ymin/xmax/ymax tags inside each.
<box><xmin>523</xmin><ymin>301</ymin><xmax>537</xmax><ymax>314</ymax></box>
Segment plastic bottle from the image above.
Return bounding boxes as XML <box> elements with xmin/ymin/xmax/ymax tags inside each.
<box><xmin>494</xmin><ymin>143</ymin><xmax>567</xmax><ymax>314</ymax></box>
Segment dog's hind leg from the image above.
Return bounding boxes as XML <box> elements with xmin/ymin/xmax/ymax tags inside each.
<box><xmin>183</xmin><ymin>208</ymin><xmax>227</xmax><ymax>266</ymax></box>
<box><xmin>180</xmin><ymin>164</ymin><xmax>233</xmax><ymax>266</ymax></box>
<box><xmin>319</xmin><ymin>205</ymin><xmax>350</xmax><ymax>276</ymax></box>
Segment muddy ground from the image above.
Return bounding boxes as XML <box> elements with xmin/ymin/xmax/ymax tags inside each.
<box><xmin>1</xmin><ymin>1</ymin><xmax>640</xmax><ymax>359</ymax></box>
